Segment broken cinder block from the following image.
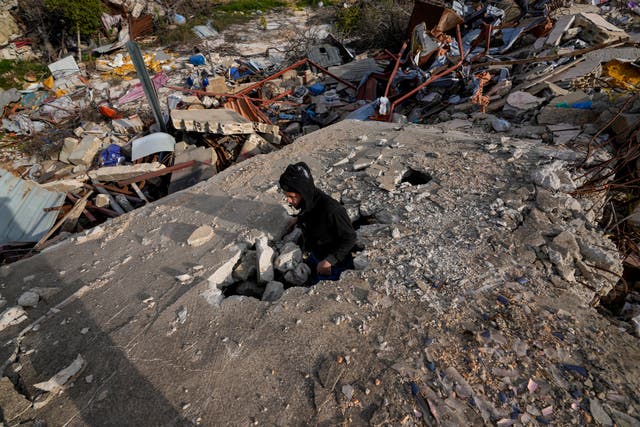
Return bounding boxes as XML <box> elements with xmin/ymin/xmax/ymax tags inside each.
<box><xmin>68</xmin><ymin>135</ymin><xmax>103</xmax><ymax>166</ymax></box>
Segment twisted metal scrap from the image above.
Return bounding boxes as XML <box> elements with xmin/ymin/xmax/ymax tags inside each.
<box><xmin>472</xmin><ymin>72</ymin><xmax>491</xmax><ymax>113</ymax></box>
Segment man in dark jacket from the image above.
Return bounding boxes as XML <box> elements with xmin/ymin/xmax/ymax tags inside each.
<box><xmin>279</xmin><ymin>162</ymin><xmax>356</xmax><ymax>284</ymax></box>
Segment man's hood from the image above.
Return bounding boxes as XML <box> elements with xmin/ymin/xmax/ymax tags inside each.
<box><xmin>279</xmin><ymin>162</ymin><xmax>318</xmax><ymax>212</ymax></box>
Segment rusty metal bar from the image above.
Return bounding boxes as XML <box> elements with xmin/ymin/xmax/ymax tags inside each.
<box><xmin>383</xmin><ymin>42</ymin><xmax>408</xmax><ymax>99</ymax></box>
<box><xmin>237</xmin><ymin>58</ymin><xmax>309</xmax><ymax>96</ymax></box>
<box><xmin>305</xmin><ymin>59</ymin><xmax>357</xmax><ymax>90</ymax></box>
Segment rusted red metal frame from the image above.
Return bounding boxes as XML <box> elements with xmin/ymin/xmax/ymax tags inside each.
<box><xmin>380</xmin><ymin>25</ymin><xmax>466</xmax><ymax>121</ymax></box>
<box><xmin>165</xmin><ymin>86</ymin><xmax>295</xmax><ymax>105</ymax></box>
<box><xmin>236</xmin><ymin>58</ymin><xmax>357</xmax><ymax>96</ymax></box>
<box><xmin>383</xmin><ymin>42</ymin><xmax>408</xmax><ymax>99</ymax></box>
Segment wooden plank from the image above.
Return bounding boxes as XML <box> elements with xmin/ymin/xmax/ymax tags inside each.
<box><xmin>34</xmin><ymin>191</ymin><xmax>93</xmax><ymax>250</ymax></box>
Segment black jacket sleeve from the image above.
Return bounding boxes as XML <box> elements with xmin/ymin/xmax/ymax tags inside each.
<box><xmin>325</xmin><ymin>205</ymin><xmax>357</xmax><ymax>265</ymax></box>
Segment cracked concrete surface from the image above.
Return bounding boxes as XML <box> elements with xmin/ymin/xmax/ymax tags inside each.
<box><xmin>0</xmin><ymin>120</ymin><xmax>638</xmax><ymax>426</ymax></box>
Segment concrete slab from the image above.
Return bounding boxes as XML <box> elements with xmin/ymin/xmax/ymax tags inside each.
<box><xmin>171</xmin><ymin>108</ymin><xmax>279</xmax><ymax>136</ymax></box>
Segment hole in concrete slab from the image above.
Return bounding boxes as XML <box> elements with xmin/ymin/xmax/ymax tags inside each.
<box><xmin>222</xmin><ymin>223</ymin><xmax>365</xmax><ymax>301</ymax></box>
<box><xmin>400</xmin><ymin>168</ymin><xmax>432</xmax><ymax>186</ymax></box>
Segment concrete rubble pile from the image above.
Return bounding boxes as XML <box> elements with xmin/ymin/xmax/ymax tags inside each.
<box><xmin>0</xmin><ymin>120</ymin><xmax>638</xmax><ymax>425</ymax></box>
<box><xmin>1</xmin><ymin>0</ymin><xmax>639</xmax><ymax>262</ymax></box>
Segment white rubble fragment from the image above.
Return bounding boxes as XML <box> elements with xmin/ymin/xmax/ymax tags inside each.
<box><xmin>274</xmin><ymin>242</ymin><xmax>302</xmax><ymax>273</ymax></box>
<box><xmin>262</xmin><ymin>281</ymin><xmax>284</xmax><ymax>302</ymax></box>
<box><xmin>531</xmin><ymin>162</ymin><xmax>563</xmax><ymax>190</ymax></box>
<box><xmin>187</xmin><ymin>225</ymin><xmax>215</xmax><ymax>247</ymax></box>
<box><xmin>176</xmin><ymin>274</ymin><xmax>193</xmax><ymax>283</ymax></box>
<box><xmin>17</xmin><ymin>291</ymin><xmax>40</xmax><ymax>308</ymax></box>
<box><xmin>206</xmin><ymin>244</ymin><xmax>245</xmax><ymax>288</ymax></box>
<box><xmin>76</xmin><ymin>226</ymin><xmax>105</xmax><ymax>244</ymax></box>
<box><xmin>353</xmin><ymin>253</ymin><xmax>369</xmax><ymax>270</ymax></box>
<box><xmin>0</xmin><ymin>306</ymin><xmax>27</xmax><ymax>331</ymax></box>
<box><xmin>256</xmin><ymin>236</ymin><xmax>275</xmax><ymax>283</ymax></box>
<box><xmin>34</xmin><ymin>354</ymin><xmax>85</xmax><ymax>392</ymax></box>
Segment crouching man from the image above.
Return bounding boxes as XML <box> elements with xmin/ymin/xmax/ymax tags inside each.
<box><xmin>279</xmin><ymin>162</ymin><xmax>356</xmax><ymax>284</ymax></box>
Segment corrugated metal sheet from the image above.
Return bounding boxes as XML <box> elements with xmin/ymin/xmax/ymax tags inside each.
<box><xmin>0</xmin><ymin>168</ymin><xmax>66</xmax><ymax>244</ymax></box>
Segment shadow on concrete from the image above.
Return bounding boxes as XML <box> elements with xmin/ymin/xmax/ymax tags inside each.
<box><xmin>1</xmin><ymin>247</ymin><xmax>193</xmax><ymax>425</ymax></box>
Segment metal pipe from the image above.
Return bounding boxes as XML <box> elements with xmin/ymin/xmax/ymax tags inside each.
<box><xmin>126</xmin><ymin>41</ymin><xmax>167</xmax><ymax>132</ymax></box>
<box><xmin>383</xmin><ymin>42</ymin><xmax>408</xmax><ymax>99</ymax></box>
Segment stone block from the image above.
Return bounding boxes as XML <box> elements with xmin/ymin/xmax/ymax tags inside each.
<box><xmin>59</xmin><ymin>137</ymin><xmax>79</xmax><ymax>163</ymax></box>
<box><xmin>262</xmin><ymin>281</ymin><xmax>284</xmax><ymax>302</ymax></box>
<box><xmin>187</xmin><ymin>225</ymin><xmax>215</xmax><ymax>247</ymax></box>
<box><xmin>274</xmin><ymin>242</ymin><xmax>302</xmax><ymax>273</ymax></box>
<box><xmin>256</xmin><ymin>236</ymin><xmax>274</xmax><ymax>283</ymax></box>
<box><xmin>88</xmin><ymin>162</ymin><xmax>165</xmax><ymax>182</ymax></box>
<box><xmin>68</xmin><ymin>135</ymin><xmax>102</xmax><ymax>166</ymax></box>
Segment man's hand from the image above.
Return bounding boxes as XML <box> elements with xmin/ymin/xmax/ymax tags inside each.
<box><xmin>317</xmin><ymin>259</ymin><xmax>332</xmax><ymax>275</ymax></box>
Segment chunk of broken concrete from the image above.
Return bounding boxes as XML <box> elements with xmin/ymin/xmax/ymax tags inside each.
<box><xmin>0</xmin><ymin>306</ymin><xmax>27</xmax><ymax>331</ymax></box>
<box><xmin>34</xmin><ymin>354</ymin><xmax>85</xmax><ymax>392</ymax></box>
<box><xmin>506</xmin><ymin>91</ymin><xmax>544</xmax><ymax>111</ymax></box>
<box><xmin>68</xmin><ymin>135</ymin><xmax>103</xmax><ymax>166</ymax></box>
<box><xmin>59</xmin><ymin>137</ymin><xmax>79</xmax><ymax>163</ymax></box>
<box><xmin>88</xmin><ymin>162</ymin><xmax>165</xmax><ymax>182</ymax></box>
<box><xmin>171</xmin><ymin>108</ymin><xmax>279</xmax><ymax>136</ymax></box>
<box><xmin>17</xmin><ymin>290</ymin><xmax>40</xmax><ymax>308</ymax></box>
<box><xmin>274</xmin><ymin>242</ymin><xmax>302</xmax><ymax>273</ymax></box>
<box><xmin>284</xmin><ymin>262</ymin><xmax>311</xmax><ymax>286</ymax></box>
<box><xmin>256</xmin><ymin>236</ymin><xmax>275</xmax><ymax>283</ymax></box>
<box><xmin>262</xmin><ymin>281</ymin><xmax>284</xmax><ymax>302</ymax></box>
<box><xmin>187</xmin><ymin>225</ymin><xmax>215</xmax><ymax>247</ymax></box>
<box><xmin>206</xmin><ymin>244</ymin><xmax>245</xmax><ymax>289</ymax></box>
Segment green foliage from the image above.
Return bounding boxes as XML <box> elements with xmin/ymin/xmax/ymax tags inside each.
<box><xmin>0</xmin><ymin>60</ymin><xmax>48</xmax><ymax>90</ymax></box>
<box><xmin>335</xmin><ymin>4</ymin><xmax>361</xmax><ymax>35</ymax></box>
<box><xmin>335</xmin><ymin>0</ymin><xmax>411</xmax><ymax>50</ymax></box>
<box><xmin>44</xmin><ymin>0</ymin><xmax>104</xmax><ymax>36</ymax></box>
<box><xmin>215</xmin><ymin>0</ymin><xmax>288</xmax><ymax>13</ymax></box>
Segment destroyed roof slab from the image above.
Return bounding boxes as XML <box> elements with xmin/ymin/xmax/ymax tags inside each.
<box><xmin>170</xmin><ymin>108</ymin><xmax>279</xmax><ymax>135</ymax></box>
<box><xmin>0</xmin><ymin>168</ymin><xmax>65</xmax><ymax>244</ymax></box>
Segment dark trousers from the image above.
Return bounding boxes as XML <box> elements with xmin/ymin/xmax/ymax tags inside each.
<box><xmin>305</xmin><ymin>252</ymin><xmax>354</xmax><ymax>285</ymax></box>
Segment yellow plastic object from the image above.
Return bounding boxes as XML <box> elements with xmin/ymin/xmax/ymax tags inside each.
<box><xmin>603</xmin><ymin>59</ymin><xmax>640</xmax><ymax>90</ymax></box>
<box><xmin>42</xmin><ymin>75</ymin><xmax>54</xmax><ymax>89</ymax></box>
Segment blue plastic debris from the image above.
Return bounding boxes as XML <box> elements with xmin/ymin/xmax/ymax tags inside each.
<box><xmin>497</xmin><ymin>295</ymin><xmax>509</xmax><ymax>305</ymax></box>
<box><xmin>189</xmin><ymin>54</ymin><xmax>206</xmax><ymax>66</ymax></box>
<box><xmin>551</xmin><ymin>331</ymin><xmax>564</xmax><ymax>340</ymax></box>
<box><xmin>482</xmin><ymin>313</ymin><xmax>490</xmax><ymax>321</ymax></box>
<box><xmin>481</xmin><ymin>330</ymin><xmax>491</xmax><ymax>339</ymax></box>
<box><xmin>498</xmin><ymin>392</ymin><xmax>507</xmax><ymax>403</ymax></box>
<box><xmin>561</xmin><ymin>364</ymin><xmax>588</xmax><ymax>378</ymax></box>
<box><xmin>515</xmin><ymin>277</ymin><xmax>528</xmax><ymax>285</ymax></box>
<box><xmin>99</xmin><ymin>144</ymin><xmax>125</xmax><ymax>167</ymax></box>
<box><xmin>427</xmin><ymin>362</ymin><xmax>435</xmax><ymax>372</ymax></box>
<box><xmin>308</xmin><ymin>82</ymin><xmax>325</xmax><ymax>95</ymax></box>
<box><xmin>410</xmin><ymin>381</ymin><xmax>419</xmax><ymax>396</ymax></box>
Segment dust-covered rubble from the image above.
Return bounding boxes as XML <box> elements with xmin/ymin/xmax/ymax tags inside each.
<box><xmin>0</xmin><ymin>120</ymin><xmax>637</xmax><ymax>426</ymax></box>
